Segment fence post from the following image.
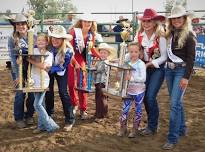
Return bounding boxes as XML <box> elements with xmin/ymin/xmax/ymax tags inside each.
<box><xmin>40</xmin><ymin>12</ymin><xmax>44</xmax><ymax>32</ymax></box>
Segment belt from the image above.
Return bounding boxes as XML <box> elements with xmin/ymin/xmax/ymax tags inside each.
<box><xmin>166</xmin><ymin>62</ymin><xmax>186</xmax><ymax>69</ymax></box>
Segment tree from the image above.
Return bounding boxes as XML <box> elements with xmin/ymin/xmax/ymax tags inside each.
<box><xmin>164</xmin><ymin>0</ymin><xmax>187</xmax><ymax>15</ymax></box>
<box><xmin>28</xmin><ymin>0</ymin><xmax>76</xmax><ymax>20</ymax></box>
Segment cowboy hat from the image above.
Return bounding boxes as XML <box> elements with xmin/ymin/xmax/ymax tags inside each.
<box><xmin>79</xmin><ymin>13</ymin><xmax>95</xmax><ymax>22</ymax></box>
<box><xmin>48</xmin><ymin>25</ymin><xmax>73</xmax><ymax>40</ymax></box>
<box><xmin>138</xmin><ymin>8</ymin><xmax>165</xmax><ymax>21</ymax></box>
<box><xmin>5</xmin><ymin>14</ymin><xmax>28</xmax><ymax>25</ymax></box>
<box><xmin>168</xmin><ymin>5</ymin><xmax>194</xmax><ymax>19</ymax></box>
<box><xmin>116</xmin><ymin>16</ymin><xmax>129</xmax><ymax>23</ymax></box>
<box><xmin>97</xmin><ymin>43</ymin><xmax>117</xmax><ymax>60</ymax></box>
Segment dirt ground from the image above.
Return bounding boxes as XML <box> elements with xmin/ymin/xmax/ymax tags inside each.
<box><xmin>0</xmin><ymin>66</ymin><xmax>205</xmax><ymax>152</ymax></box>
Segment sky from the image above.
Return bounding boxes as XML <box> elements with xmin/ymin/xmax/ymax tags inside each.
<box><xmin>0</xmin><ymin>0</ymin><xmax>205</xmax><ymax>22</ymax></box>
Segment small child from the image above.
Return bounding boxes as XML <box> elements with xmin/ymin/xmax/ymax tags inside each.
<box><xmin>118</xmin><ymin>42</ymin><xmax>146</xmax><ymax>138</ymax></box>
<box><xmin>27</xmin><ymin>33</ymin><xmax>59</xmax><ymax>133</ymax></box>
<box><xmin>94</xmin><ymin>43</ymin><xmax>115</xmax><ymax>121</ymax></box>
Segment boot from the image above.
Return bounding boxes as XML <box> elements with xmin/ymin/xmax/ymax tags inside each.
<box><xmin>128</xmin><ymin>128</ymin><xmax>137</xmax><ymax>138</ymax></box>
<box><xmin>117</xmin><ymin>126</ymin><xmax>127</xmax><ymax>137</ymax></box>
<box><xmin>117</xmin><ymin>120</ymin><xmax>127</xmax><ymax>137</ymax></box>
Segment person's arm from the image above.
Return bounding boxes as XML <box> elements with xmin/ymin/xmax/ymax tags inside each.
<box><xmin>8</xmin><ymin>36</ymin><xmax>19</xmax><ymax>80</ymax></box>
<box><xmin>183</xmin><ymin>34</ymin><xmax>196</xmax><ymax>79</ymax></box>
<box><xmin>147</xmin><ymin>37</ymin><xmax>167</xmax><ymax>68</ymax></box>
<box><xmin>27</xmin><ymin>58</ymin><xmax>51</xmax><ymax>70</ymax></box>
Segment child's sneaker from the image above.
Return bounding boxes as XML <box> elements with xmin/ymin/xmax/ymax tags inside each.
<box><xmin>117</xmin><ymin>127</ymin><xmax>127</xmax><ymax>137</ymax></box>
<box><xmin>162</xmin><ymin>142</ymin><xmax>175</xmax><ymax>150</ymax></box>
<box><xmin>128</xmin><ymin>128</ymin><xmax>137</xmax><ymax>138</ymax></box>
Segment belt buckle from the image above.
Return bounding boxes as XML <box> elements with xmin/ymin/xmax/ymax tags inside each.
<box><xmin>168</xmin><ymin>62</ymin><xmax>175</xmax><ymax>69</ymax></box>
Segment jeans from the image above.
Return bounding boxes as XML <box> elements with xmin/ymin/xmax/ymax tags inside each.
<box><xmin>34</xmin><ymin>92</ymin><xmax>59</xmax><ymax>132</ymax></box>
<box><xmin>145</xmin><ymin>66</ymin><xmax>165</xmax><ymax>132</ymax></box>
<box><xmin>14</xmin><ymin>90</ymin><xmax>35</xmax><ymax>121</ymax></box>
<box><xmin>45</xmin><ymin>70</ymin><xmax>75</xmax><ymax>124</ymax></box>
<box><xmin>166</xmin><ymin>67</ymin><xmax>187</xmax><ymax>144</ymax></box>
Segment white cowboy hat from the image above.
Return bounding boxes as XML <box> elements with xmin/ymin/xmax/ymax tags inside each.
<box><xmin>79</xmin><ymin>13</ymin><xmax>96</xmax><ymax>22</ymax></box>
<box><xmin>97</xmin><ymin>43</ymin><xmax>117</xmax><ymax>60</ymax></box>
<box><xmin>48</xmin><ymin>25</ymin><xmax>73</xmax><ymax>40</ymax></box>
<box><xmin>4</xmin><ymin>14</ymin><xmax>28</xmax><ymax>25</ymax></box>
<box><xmin>168</xmin><ymin>5</ymin><xmax>194</xmax><ymax>19</ymax></box>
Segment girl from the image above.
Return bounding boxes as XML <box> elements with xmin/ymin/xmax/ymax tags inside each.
<box><xmin>8</xmin><ymin>14</ymin><xmax>35</xmax><ymax>128</ymax></box>
<box><xmin>118</xmin><ymin>42</ymin><xmax>146</xmax><ymax>138</ymax></box>
<box><xmin>68</xmin><ymin>13</ymin><xmax>100</xmax><ymax>119</ymax></box>
<box><xmin>45</xmin><ymin>25</ymin><xmax>75</xmax><ymax>131</ymax></box>
<box><xmin>27</xmin><ymin>34</ymin><xmax>59</xmax><ymax>133</ymax></box>
<box><xmin>163</xmin><ymin>5</ymin><xmax>196</xmax><ymax>150</ymax></box>
<box><xmin>134</xmin><ymin>9</ymin><xmax>167</xmax><ymax>136</ymax></box>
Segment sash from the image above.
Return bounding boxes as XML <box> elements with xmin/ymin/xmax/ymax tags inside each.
<box><xmin>167</xmin><ymin>37</ymin><xmax>184</xmax><ymax>63</ymax></box>
<box><xmin>74</xmin><ymin>28</ymin><xmax>85</xmax><ymax>54</ymax></box>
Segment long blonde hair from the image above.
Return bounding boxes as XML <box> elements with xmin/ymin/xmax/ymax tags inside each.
<box><xmin>72</xmin><ymin>20</ymin><xmax>97</xmax><ymax>36</ymax></box>
<box><xmin>166</xmin><ymin>16</ymin><xmax>194</xmax><ymax>48</ymax></box>
<box><xmin>49</xmin><ymin>38</ymin><xmax>74</xmax><ymax>65</ymax></box>
<box><xmin>137</xmin><ymin>20</ymin><xmax>165</xmax><ymax>38</ymax></box>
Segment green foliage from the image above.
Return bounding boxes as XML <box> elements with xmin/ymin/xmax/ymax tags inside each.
<box><xmin>28</xmin><ymin>0</ymin><xmax>76</xmax><ymax>20</ymax></box>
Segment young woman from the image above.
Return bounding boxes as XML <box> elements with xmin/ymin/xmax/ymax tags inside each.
<box><xmin>67</xmin><ymin>14</ymin><xmax>100</xmax><ymax>119</ymax></box>
<box><xmin>8</xmin><ymin>14</ymin><xmax>35</xmax><ymax>128</ymax></box>
<box><xmin>45</xmin><ymin>25</ymin><xmax>75</xmax><ymax>131</ymax></box>
<box><xmin>163</xmin><ymin>5</ymin><xmax>196</xmax><ymax>150</ymax></box>
<box><xmin>134</xmin><ymin>9</ymin><xmax>167</xmax><ymax>135</ymax></box>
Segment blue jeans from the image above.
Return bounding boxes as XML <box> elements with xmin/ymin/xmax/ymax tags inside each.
<box><xmin>14</xmin><ymin>91</ymin><xmax>34</xmax><ymax>121</ymax></box>
<box><xmin>166</xmin><ymin>67</ymin><xmax>187</xmax><ymax>144</ymax></box>
<box><xmin>34</xmin><ymin>92</ymin><xmax>59</xmax><ymax>132</ymax></box>
<box><xmin>145</xmin><ymin>66</ymin><xmax>165</xmax><ymax>132</ymax></box>
<box><xmin>45</xmin><ymin>70</ymin><xmax>75</xmax><ymax>124</ymax></box>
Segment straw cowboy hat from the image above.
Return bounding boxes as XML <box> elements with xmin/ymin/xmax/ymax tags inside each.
<box><xmin>79</xmin><ymin>13</ymin><xmax>96</xmax><ymax>22</ymax></box>
<box><xmin>5</xmin><ymin>14</ymin><xmax>28</xmax><ymax>25</ymax></box>
<box><xmin>97</xmin><ymin>43</ymin><xmax>117</xmax><ymax>60</ymax></box>
<box><xmin>138</xmin><ymin>8</ymin><xmax>165</xmax><ymax>21</ymax></box>
<box><xmin>48</xmin><ymin>25</ymin><xmax>73</xmax><ymax>40</ymax></box>
<box><xmin>168</xmin><ymin>5</ymin><xmax>194</xmax><ymax>19</ymax></box>
<box><xmin>116</xmin><ymin>16</ymin><xmax>129</xmax><ymax>23</ymax></box>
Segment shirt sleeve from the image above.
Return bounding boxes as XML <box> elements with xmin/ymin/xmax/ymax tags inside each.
<box><xmin>183</xmin><ymin>34</ymin><xmax>196</xmax><ymax>79</ymax></box>
<box><xmin>130</xmin><ymin>61</ymin><xmax>146</xmax><ymax>83</ymax></box>
<box><xmin>151</xmin><ymin>37</ymin><xmax>167</xmax><ymax>68</ymax></box>
<box><xmin>8</xmin><ymin>36</ymin><xmax>19</xmax><ymax>80</ymax></box>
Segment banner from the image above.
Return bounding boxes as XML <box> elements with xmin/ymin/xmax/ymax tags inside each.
<box><xmin>0</xmin><ymin>25</ymin><xmax>13</xmax><ymax>64</ymax></box>
<box><xmin>195</xmin><ymin>35</ymin><xmax>205</xmax><ymax>68</ymax></box>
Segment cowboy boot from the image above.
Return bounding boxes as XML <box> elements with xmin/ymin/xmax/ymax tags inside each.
<box><xmin>117</xmin><ymin>119</ymin><xmax>127</xmax><ymax>137</ymax></box>
<box><xmin>128</xmin><ymin>116</ymin><xmax>141</xmax><ymax>138</ymax></box>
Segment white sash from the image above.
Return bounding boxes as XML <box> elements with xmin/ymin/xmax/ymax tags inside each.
<box><xmin>167</xmin><ymin>37</ymin><xmax>184</xmax><ymax>63</ymax></box>
<box><xmin>74</xmin><ymin>28</ymin><xmax>85</xmax><ymax>53</ymax></box>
